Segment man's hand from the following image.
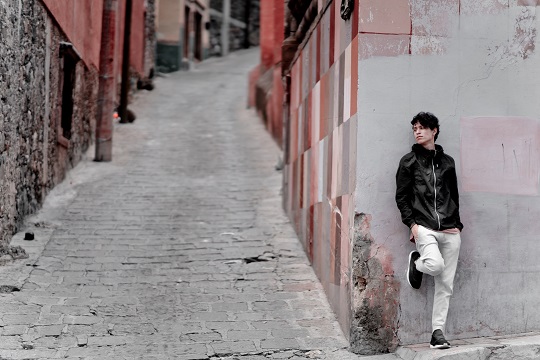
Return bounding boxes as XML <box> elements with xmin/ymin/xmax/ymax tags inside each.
<box><xmin>411</xmin><ymin>224</ymin><xmax>419</xmax><ymax>239</ymax></box>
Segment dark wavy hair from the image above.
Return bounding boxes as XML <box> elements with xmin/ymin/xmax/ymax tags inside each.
<box><xmin>411</xmin><ymin>112</ymin><xmax>439</xmax><ymax>141</ymax></box>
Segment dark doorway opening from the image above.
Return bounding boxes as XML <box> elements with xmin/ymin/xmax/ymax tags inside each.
<box><xmin>59</xmin><ymin>43</ymin><xmax>79</xmax><ymax>141</ymax></box>
<box><xmin>194</xmin><ymin>11</ymin><xmax>202</xmax><ymax>61</ymax></box>
<box><xmin>184</xmin><ymin>6</ymin><xmax>190</xmax><ymax>59</ymax></box>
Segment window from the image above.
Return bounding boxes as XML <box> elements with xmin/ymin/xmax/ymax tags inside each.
<box><xmin>58</xmin><ymin>42</ymin><xmax>80</xmax><ymax>145</ymax></box>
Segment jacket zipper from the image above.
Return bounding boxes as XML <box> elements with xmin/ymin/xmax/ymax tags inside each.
<box><xmin>432</xmin><ymin>158</ymin><xmax>441</xmax><ymax>229</ymax></box>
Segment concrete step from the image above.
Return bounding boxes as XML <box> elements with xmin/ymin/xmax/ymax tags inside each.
<box><xmin>394</xmin><ymin>333</ymin><xmax>540</xmax><ymax>360</ymax></box>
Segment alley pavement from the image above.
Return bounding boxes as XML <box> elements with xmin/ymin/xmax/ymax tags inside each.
<box><xmin>0</xmin><ymin>49</ymin><xmax>357</xmax><ymax>360</ymax></box>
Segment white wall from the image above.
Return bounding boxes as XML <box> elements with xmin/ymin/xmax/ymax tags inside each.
<box><xmin>355</xmin><ymin>2</ymin><xmax>540</xmax><ymax>345</ymax></box>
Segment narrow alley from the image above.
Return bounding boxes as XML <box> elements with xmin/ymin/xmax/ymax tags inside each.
<box><xmin>0</xmin><ymin>49</ymin><xmax>361</xmax><ymax>359</ymax></box>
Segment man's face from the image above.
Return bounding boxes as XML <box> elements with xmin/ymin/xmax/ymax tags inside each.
<box><xmin>412</xmin><ymin>122</ymin><xmax>437</xmax><ymax>147</ymax></box>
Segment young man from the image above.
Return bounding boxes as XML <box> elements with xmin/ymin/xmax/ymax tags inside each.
<box><xmin>395</xmin><ymin>112</ymin><xmax>463</xmax><ymax>349</ymax></box>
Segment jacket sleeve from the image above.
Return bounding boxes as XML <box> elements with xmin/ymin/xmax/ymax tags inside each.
<box><xmin>395</xmin><ymin>158</ymin><xmax>415</xmax><ymax>228</ymax></box>
<box><xmin>448</xmin><ymin>162</ymin><xmax>464</xmax><ymax>231</ymax></box>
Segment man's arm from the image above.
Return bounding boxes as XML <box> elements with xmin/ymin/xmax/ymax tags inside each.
<box><xmin>395</xmin><ymin>159</ymin><xmax>415</xmax><ymax>228</ymax></box>
<box><xmin>448</xmin><ymin>163</ymin><xmax>464</xmax><ymax>231</ymax></box>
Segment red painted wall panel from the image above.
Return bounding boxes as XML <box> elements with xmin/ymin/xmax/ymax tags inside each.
<box><xmin>273</xmin><ymin>0</ymin><xmax>284</xmax><ymax>63</ymax></box>
<box><xmin>130</xmin><ymin>0</ymin><xmax>146</xmax><ymax>74</ymax></box>
<box><xmin>260</xmin><ymin>0</ymin><xmax>274</xmax><ymax>69</ymax></box>
<box><xmin>43</xmin><ymin>0</ymin><xmax>147</xmax><ymax>75</ymax></box>
<box><xmin>42</xmin><ymin>0</ymin><xmax>103</xmax><ymax>68</ymax></box>
<box><xmin>116</xmin><ymin>0</ymin><xmax>147</xmax><ymax>76</ymax></box>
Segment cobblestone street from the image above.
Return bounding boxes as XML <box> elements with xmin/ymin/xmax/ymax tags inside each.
<box><xmin>0</xmin><ymin>49</ymin><xmax>363</xmax><ymax>359</ymax></box>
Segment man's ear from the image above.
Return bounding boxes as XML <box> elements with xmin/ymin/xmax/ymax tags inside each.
<box><xmin>433</xmin><ymin>128</ymin><xmax>438</xmax><ymax>135</ymax></box>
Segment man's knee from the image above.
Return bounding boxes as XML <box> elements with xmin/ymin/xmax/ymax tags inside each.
<box><xmin>424</xmin><ymin>257</ymin><xmax>445</xmax><ymax>276</ymax></box>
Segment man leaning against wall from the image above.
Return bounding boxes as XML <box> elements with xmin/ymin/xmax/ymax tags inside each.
<box><xmin>395</xmin><ymin>112</ymin><xmax>464</xmax><ymax>349</ymax></box>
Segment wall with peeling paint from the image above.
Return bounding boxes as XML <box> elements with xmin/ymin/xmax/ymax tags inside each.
<box><xmin>262</xmin><ymin>0</ymin><xmax>540</xmax><ymax>354</ymax></box>
<box><xmin>356</xmin><ymin>0</ymin><xmax>540</xmax><ymax>347</ymax></box>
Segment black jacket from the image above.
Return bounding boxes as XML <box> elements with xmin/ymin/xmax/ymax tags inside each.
<box><xmin>395</xmin><ymin>144</ymin><xmax>463</xmax><ymax>231</ymax></box>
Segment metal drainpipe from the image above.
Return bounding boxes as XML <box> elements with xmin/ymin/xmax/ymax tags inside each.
<box><xmin>221</xmin><ymin>0</ymin><xmax>230</xmax><ymax>57</ymax></box>
<box><xmin>95</xmin><ymin>0</ymin><xmax>118</xmax><ymax>162</ymax></box>
<box><xmin>119</xmin><ymin>0</ymin><xmax>133</xmax><ymax>124</ymax></box>
<box><xmin>243</xmin><ymin>0</ymin><xmax>251</xmax><ymax>49</ymax></box>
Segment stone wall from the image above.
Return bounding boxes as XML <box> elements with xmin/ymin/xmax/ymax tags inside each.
<box><xmin>0</xmin><ymin>0</ymin><xmax>98</xmax><ymax>244</ymax></box>
<box><xmin>209</xmin><ymin>0</ymin><xmax>259</xmax><ymax>56</ymax></box>
<box><xmin>144</xmin><ymin>0</ymin><xmax>157</xmax><ymax>77</ymax></box>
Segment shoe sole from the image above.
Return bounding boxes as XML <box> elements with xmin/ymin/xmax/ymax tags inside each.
<box><xmin>407</xmin><ymin>251</ymin><xmax>420</xmax><ymax>289</ymax></box>
<box><xmin>430</xmin><ymin>344</ymin><xmax>450</xmax><ymax>349</ymax></box>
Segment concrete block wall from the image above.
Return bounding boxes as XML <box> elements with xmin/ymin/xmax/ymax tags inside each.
<box><xmin>0</xmin><ymin>1</ymin><xmax>98</xmax><ymax>244</ymax></box>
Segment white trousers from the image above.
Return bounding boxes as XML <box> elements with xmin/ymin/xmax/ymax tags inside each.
<box><xmin>415</xmin><ymin>225</ymin><xmax>461</xmax><ymax>333</ymax></box>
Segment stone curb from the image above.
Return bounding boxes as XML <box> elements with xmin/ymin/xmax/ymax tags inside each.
<box><xmin>394</xmin><ymin>332</ymin><xmax>540</xmax><ymax>360</ymax></box>
<box><xmin>0</xmin><ymin>226</ymin><xmax>55</xmax><ymax>290</ymax></box>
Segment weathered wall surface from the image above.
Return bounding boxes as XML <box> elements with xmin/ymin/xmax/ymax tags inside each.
<box><xmin>41</xmin><ymin>0</ymin><xmax>103</xmax><ymax>68</ymax></box>
<box><xmin>156</xmin><ymin>0</ymin><xmax>181</xmax><ymax>43</ymax></box>
<box><xmin>255</xmin><ymin>0</ymin><xmax>540</xmax><ymax>355</ymax></box>
<box><xmin>156</xmin><ymin>0</ymin><xmax>182</xmax><ymax>71</ymax></box>
<box><xmin>156</xmin><ymin>0</ymin><xmax>210</xmax><ymax>72</ymax></box>
<box><xmin>115</xmin><ymin>0</ymin><xmax>150</xmax><ymax>78</ymax></box>
<box><xmin>42</xmin><ymin>0</ymin><xmax>151</xmax><ymax>78</ymax></box>
<box><xmin>144</xmin><ymin>0</ymin><xmax>157</xmax><ymax>76</ymax></box>
<box><xmin>355</xmin><ymin>0</ymin><xmax>540</xmax><ymax>348</ymax></box>
<box><xmin>0</xmin><ymin>1</ymin><xmax>98</xmax><ymax>244</ymax></box>
<box><xmin>248</xmin><ymin>0</ymin><xmax>283</xmax><ymax>146</ymax></box>
<box><xmin>284</xmin><ymin>0</ymin><xmax>359</xmax><ymax>342</ymax></box>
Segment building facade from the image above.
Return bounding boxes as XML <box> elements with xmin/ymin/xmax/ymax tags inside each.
<box><xmin>252</xmin><ymin>0</ymin><xmax>540</xmax><ymax>355</ymax></box>
<box><xmin>248</xmin><ymin>0</ymin><xmax>284</xmax><ymax>145</ymax></box>
<box><xmin>156</xmin><ymin>0</ymin><xmax>210</xmax><ymax>72</ymax></box>
<box><xmin>0</xmin><ymin>0</ymin><xmax>154</xmax><ymax>244</ymax></box>
<box><xmin>208</xmin><ymin>0</ymin><xmax>260</xmax><ymax>57</ymax></box>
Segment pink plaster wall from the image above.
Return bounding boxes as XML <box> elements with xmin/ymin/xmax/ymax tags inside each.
<box><xmin>358</xmin><ymin>0</ymin><xmax>411</xmax><ymax>35</ymax></box>
<box><xmin>461</xmin><ymin>117</ymin><xmax>540</xmax><ymax>195</ymax></box>
<box><xmin>42</xmin><ymin>0</ymin><xmax>103</xmax><ymax>68</ymax></box>
<box><xmin>43</xmin><ymin>0</ymin><xmax>147</xmax><ymax>75</ymax></box>
<box><xmin>156</xmin><ymin>0</ymin><xmax>181</xmax><ymax>43</ymax></box>
<box><xmin>130</xmin><ymin>0</ymin><xmax>147</xmax><ymax>74</ymax></box>
<box><xmin>116</xmin><ymin>0</ymin><xmax>147</xmax><ymax>76</ymax></box>
<box><xmin>260</xmin><ymin>0</ymin><xmax>275</xmax><ymax>69</ymax></box>
<box><xmin>358</xmin><ymin>34</ymin><xmax>410</xmax><ymax>60</ymax></box>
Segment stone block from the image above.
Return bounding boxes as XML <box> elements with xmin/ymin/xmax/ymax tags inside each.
<box><xmin>359</xmin><ymin>0</ymin><xmax>411</xmax><ymax>35</ymax></box>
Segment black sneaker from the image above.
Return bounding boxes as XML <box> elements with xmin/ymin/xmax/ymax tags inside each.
<box><xmin>407</xmin><ymin>251</ymin><xmax>422</xmax><ymax>289</ymax></box>
<box><xmin>430</xmin><ymin>329</ymin><xmax>451</xmax><ymax>349</ymax></box>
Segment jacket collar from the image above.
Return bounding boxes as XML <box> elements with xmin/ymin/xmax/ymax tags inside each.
<box><xmin>412</xmin><ymin>144</ymin><xmax>444</xmax><ymax>158</ymax></box>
